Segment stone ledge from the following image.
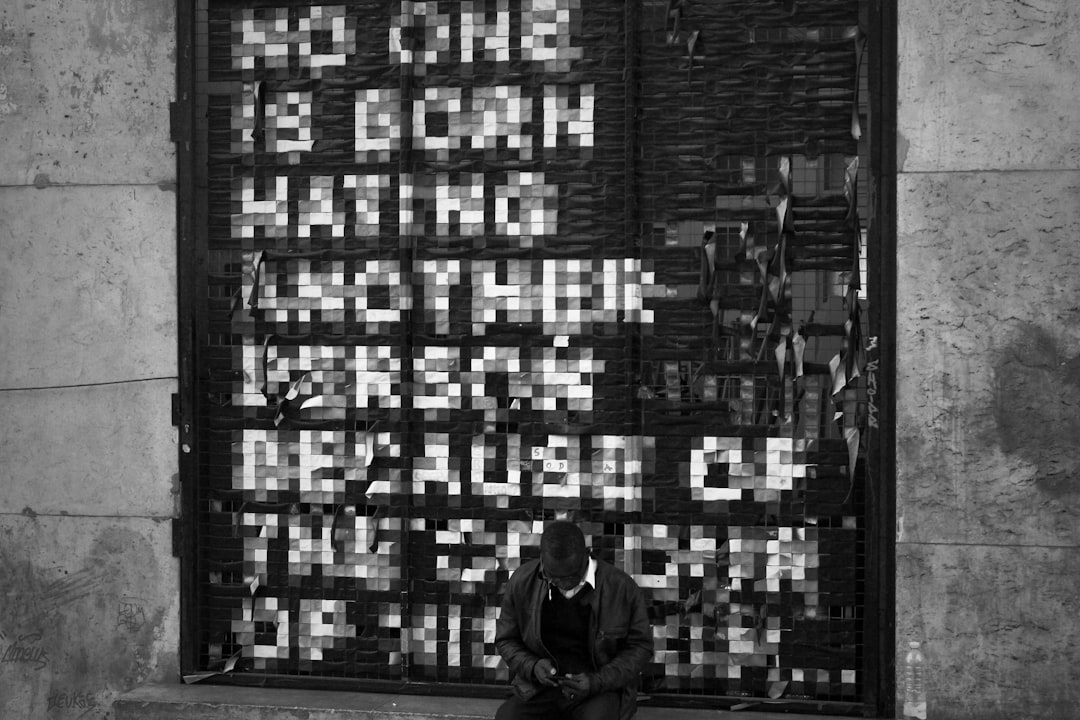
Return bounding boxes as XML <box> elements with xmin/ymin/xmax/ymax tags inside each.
<box><xmin>114</xmin><ymin>683</ymin><xmax>867</xmax><ymax>720</ymax></box>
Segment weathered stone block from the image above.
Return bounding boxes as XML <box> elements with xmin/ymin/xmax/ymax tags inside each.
<box><xmin>0</xmin><ymin>0</ymin><xmax>175</xmax><ymax>186</ymax></box>
<box><xmin>898</xmin><ymin>0</ymin><xmax>1080</xmax><ymax>172</ymax></box>
<box><xmin>896</xmin><ymin>170</ymin><xmax>1080</xmax><ymax>547</ymax></box>
<box><xmin>896</xmin><ymin>542</ymin><xmax>1080</xmax><ymax>720</ymax></box>
<box><xmin>0</xmin><ymin>515</ymin><xmax>179</xmax><ymax>719</ymax></box>
<box><xmin>0</xmin><ymin>185</ymin><xmax>176</xmax><ymax>389</ymax></box>
<box><xmin>0</xmin><ymin>380</ymin><xmax>177</xmax><ymax>517</ymax></box>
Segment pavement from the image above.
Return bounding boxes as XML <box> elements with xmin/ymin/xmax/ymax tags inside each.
<box><xmin>114</xmin><ymin>683</ymin><xmax>864</xmax><ymax>720</ymax></box>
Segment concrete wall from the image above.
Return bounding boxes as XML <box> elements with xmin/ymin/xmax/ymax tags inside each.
<box><xmin>0</xmin><ymin>0</ymin><xmax>180</xmax><ymax>718</ymax></box>
<box><xmin>895</xmin><ymin>1</ymin><xmax>1080</xmax><ymax>719</ymax></box>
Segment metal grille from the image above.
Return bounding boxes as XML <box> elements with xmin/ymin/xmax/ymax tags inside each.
<box><xmin>189</xmin><ymin>0</ymin><xmax>876</xmax><ymax>708</ymax></box>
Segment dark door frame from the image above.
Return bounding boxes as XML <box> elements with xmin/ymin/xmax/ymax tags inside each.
<box><xmin>173</xmin><ymin>1</ymin><xmax>897</xmax><ymax>714</ymax></box>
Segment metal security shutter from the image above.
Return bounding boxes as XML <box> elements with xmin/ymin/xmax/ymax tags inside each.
<box><xmin>179</xmin><ymin>0</ymin><xmax>891</xmax><ymax>713</ymax></box>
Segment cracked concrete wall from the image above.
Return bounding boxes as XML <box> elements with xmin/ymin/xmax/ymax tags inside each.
<box><xmin>896</xmin><ymin>1</ymin><xmax>1080</xmax><ymax>718</ymax></box>
<box><xmin>0</xmin><ymin>0</ymin><xmax>179</xmax><ymax>718</ymax></box>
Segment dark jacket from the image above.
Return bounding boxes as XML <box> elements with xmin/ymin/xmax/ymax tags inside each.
<box><xmin>495</xmin><ymin>556</ymin><xmax>653</xmax><ymax>720</ymax></box>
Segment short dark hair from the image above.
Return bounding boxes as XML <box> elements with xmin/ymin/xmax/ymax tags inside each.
<box><xmin>540</xmin><ymin>521</ymin><xmax>586</xmax><ymax>561</ymax></box>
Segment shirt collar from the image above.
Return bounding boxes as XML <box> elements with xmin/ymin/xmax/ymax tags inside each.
<box><xmin>584</xmin><ymin>556</ymin><xmax>597</xmax><ymax>587</ymax></box>
<box><xmin>555</xmin><ymin>556</ymin><xmax>596</xmax><ymax>600</ymax></box>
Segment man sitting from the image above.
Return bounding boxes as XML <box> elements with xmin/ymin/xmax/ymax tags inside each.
<box><xmin>495</xmin><ymin>521</ymin><xmax>653</xmax><ymax>720</ymax></box>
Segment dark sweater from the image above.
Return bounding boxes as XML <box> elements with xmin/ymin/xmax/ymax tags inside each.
<box><xmin>541</xmin><ymin>586</ymin><xmax>594</xmax><ymax>675</ymax></box>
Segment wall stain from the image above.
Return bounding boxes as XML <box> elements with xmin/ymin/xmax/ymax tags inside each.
<box><xmin>0</xmin><ymin>555</ymin><xmax>108</xmax><ymax>628</ymax></box>
<box><xmin>991</xmin><ymin>324</ymin><xmax>1080</xmax><ymax>497</ymax></box>
<box><xmin>896</xmin><ymin>130</ymin><xmax>910</xmax><ymax>173</ymax></box>
<box><xmin>1</xmin><ymin>524</ymin><xmax>174</xmax><ymax>719</ymax></box>
<box><xmin>85</xmin><ymin>0</ymin><xmax>172</xmax><ymax>58</ymax></box>
<box><xmin>0</xmin><ymin>82</ymin><xmax>17</xmax><ymax>115</ymax></box>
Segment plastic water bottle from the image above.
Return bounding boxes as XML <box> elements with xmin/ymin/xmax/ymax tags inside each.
<box><xmin>903</xmin><ymin>641</ymin><xmax>926</xmax><ymax>720</ymax></box>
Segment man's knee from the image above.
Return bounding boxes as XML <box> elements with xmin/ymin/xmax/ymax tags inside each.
<box><xmin>496</xmin><ymin>693</ymin><xmax>553</xmax><ymax>720</ymax></box>
<box><xmin>494</xmin><ymin>696</ymin><xmax>521</xmax><ymax>720</ymax></box>
<box><xmin>572</xmin><ymin>691</ymin><xmax>622</xmax><ymax>720</ymax></box>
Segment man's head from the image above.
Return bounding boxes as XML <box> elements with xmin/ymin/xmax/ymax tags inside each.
<box><xmin>539</xmin><ymin>521</ymin><xmax>588</xmax><ymax>592</ymax></box>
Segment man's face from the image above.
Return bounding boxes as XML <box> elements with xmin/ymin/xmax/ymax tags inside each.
<box><xmin>540</xmin><ymin>552</ymin><xmax>587</xmax><ymax>593</ymax></box>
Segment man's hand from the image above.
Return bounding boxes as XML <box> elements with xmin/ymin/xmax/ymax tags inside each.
<box><xmin>559</xmin><ymin>673</ymin><xmax>594</xmax><ymax>702</ymax></box>
<box><xmin>532</xmin><ymin>658</ymin><xmax>559</xmax><ymax>687</ymax></box>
